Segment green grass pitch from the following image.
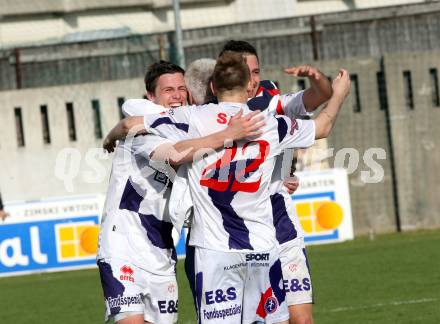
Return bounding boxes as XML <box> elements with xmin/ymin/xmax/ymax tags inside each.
<box><xmin>1</xmin><ymin>230</ymin><xmax>439</xmax><ymax>323</ymax></box>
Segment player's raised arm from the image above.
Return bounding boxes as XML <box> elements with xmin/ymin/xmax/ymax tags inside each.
<box><xmin>313</xmin><ymin>69</ymin><xmax>351</xmax><ymax>139</ymax></box>
<box><xmin>276</xmin><ymin>69</ymin><xmax>350</xmax><ymax>152</ymax></box>
<box><xmin>284</xmin><ymin>64</ymin><xmax>333</xmax><ymax>112</ymax></box>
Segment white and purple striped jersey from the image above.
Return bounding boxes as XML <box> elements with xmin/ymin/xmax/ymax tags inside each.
<box><xmin>143</xmin><ymin>102</ymin><xmax>315</xmax><ymax>252</ymax></box>
<box><xmin>97</xmin><ymin>104</ymin><xmax>179</xmax><ymax>276</ymax></box>
<box><xmin>249</xmin><ymin>80</ymin><xmax>309</xmax><ymax>246</ymax></box>
<box><xmin>122</xmin><ymin>82</ymin><xmax>310</xmax><ymax>247</ymax></box>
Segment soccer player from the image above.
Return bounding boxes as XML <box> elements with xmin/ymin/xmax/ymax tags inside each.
<box><xmin>121</xmin><ymin>58</ymin><xmax>305</xmax><ymax>309</ymax></box>
<box><xmin>220</xmin><ymin>40</ymin><xmax>332</xmax><ymax>112</ymax></box>
<box><xmin>221</xmin><ymin>40</ymin><xmax>333</xmax><ymax>324</ymax></box>
<box><xmin>97</xmin><ymin>60</ymin><xmax>263</xmax><ymax>324</ymax></box>
<box><xmin>119</xmin><ymin>59</ymin><xmax>219</xmax><ymax>305</ymax></box>
<box><xmin>108</xmin><ymin>52</ymin><xmax>350</xmax><ymax>323</ymax></box>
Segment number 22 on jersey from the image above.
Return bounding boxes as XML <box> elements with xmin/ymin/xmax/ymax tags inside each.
<box><xmin>200</xmin><ymin>140</ymin><xmax>270</xmax><ymax>193</ymax></box>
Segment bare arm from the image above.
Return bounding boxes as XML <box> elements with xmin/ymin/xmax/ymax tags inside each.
<box><xmin>151</xmin><ymin>110</ymin><xmax>265</xmax><ymax>165</ymax></box>
<box><xmin>314</xmin><ymin>69</ymin><xmax>350</xmax><ymax>139</ymax></box>
<box><xmin>285</xmin><ymin>65</ymin><xmax>333</xmax><ymax>112</ymax></box>
<box><xmin>103</xmin><ymin>116</ymin><xmax>145</xmax><ymax>153</ymax></box>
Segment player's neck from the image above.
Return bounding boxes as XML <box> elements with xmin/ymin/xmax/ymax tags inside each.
<box><xmin>217</xmin><ymin>90</ymin><xmax>247</xmax><ymax>104</ymax></box>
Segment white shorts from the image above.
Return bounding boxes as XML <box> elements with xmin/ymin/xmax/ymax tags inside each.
<box><xmin>97</xmin><ymin>258</ymin><xmax>178</xmax><ymax>323</ymax></box>
<box><xmin>279</xmin><ymin>239</ymin><xmax>313</xmax><ymax>306</ymax></box>
<box><xmin>194</xmin><ymin>246</ymin><xmax>289</xmax><ymax>324</ymax></box>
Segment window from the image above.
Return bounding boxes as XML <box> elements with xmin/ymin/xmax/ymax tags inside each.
<box><xmin>350</xmin><ymin>74</ymin><xmax>361</xmax><ymax>113</ymax></box>
<box><xmin>66</xmin><ymin>103</ymin><xmax>77</xmax><ymax>141</ymax></box>
<box><xmin>117</xmin><ymin>97</ymin><xmax>125</xmax><ymax>119</ymax></box>
<box><xmin>297</xmin><ymin>79</ymin><xmax>306</xmax><ymax>91</ymax></box>
<box><xmin>403</xmin><ymin>71</ymin><xmax>414</xmax><ymax>110</ymax></box>
<box><xmin>14</xmin><ymin>107</ymin><xmax>25</xmax><ymax>147</ymax></box>
<box><xmin>429</xmin><ymin>68</ymin><xmax>440</xmax><ymax>107</ymax></box>
<box><xmin>376</xmin><ymin>71</ymin><xmax>389</xmax><ymax>111</ymax></box>
<box><xmin>91</xmin><ymin>99</ymin><xmax>103</xmax><ymax>139</ymax></box>
<box><xmin>40</xmin><ymin>105</ymin><xmax>51</xmax><ymax>144</ymax></box>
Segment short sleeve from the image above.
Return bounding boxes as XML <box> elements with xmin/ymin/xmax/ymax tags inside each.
<box><xmin>143</xmin><ymin>106</ymin><xmax>194</xmax><ymax>142</ymax></box>
<box><xmin>280</xmin><ymin>91</ymin><xmax>307</xmax><ymax>118</ymax></box>
<box><xmin>275</xmin><ymin>116</ymin><xmax>315</xmax><ymax>150</ymax></box>
<box><xmin>122</xmin><ymin>99</ymin><xmax>167</xmax><ymax>117</ymax></box>
<box><xmin>129</xmin><ymin>134</ymin><xmax>174</xmax><ymax>158</ymax></box>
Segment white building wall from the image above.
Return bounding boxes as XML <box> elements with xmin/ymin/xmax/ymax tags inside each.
<box><xmin>0</xmin><ymin>0</ymin><xmax>425</xmax><ymax>49</ymax></box>
<box><xmin>0</xmin><ymin>79</ymin><xmax>146</xmax><ymax>201</ymax></box>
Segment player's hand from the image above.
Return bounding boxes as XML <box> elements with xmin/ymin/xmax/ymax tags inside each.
<box><xmin>103</xmin><ymin>135</ymin><xmax>117</xmax><ymax>153</ymax></box>
<box><xmin>283</xmin><ymin>176</ymin><xmax>299</xmax><ymax>194</ymax></box>
<box><xmin>284</xmin><ymin>65</ymin><xmax>321</xmax><ymax>81</ymax></box>
<box><xmin>332</xmin><ymin>69</ymin><xmax>351</xmax><ymax>100</ymax></box>
<box><xmin>226</xmin><ymin>109</ymin><xmax>265</xmax><ymax>140</ymax></box>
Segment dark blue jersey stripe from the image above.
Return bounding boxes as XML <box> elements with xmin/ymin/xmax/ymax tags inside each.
<box><xmin>271</xmin><ymin>193</ymin><xmax>297</xmax><ymax>244</ymax></box>
<box><xmin>119</xmin><ymin>177</ymin><xmax>144</xmax><ymax>213</ymax></box>
<box><xmin>150</xmin><ymin>117</ymin><xmax>189</xmax><ymax>132</ymax></box>
<box><xmin>275</xmin><ymin>116</ymin><xmax>288</xmax><ymax>143</ymax></box>
<box><xmin>138</xmin><ymin>213</ymin><xmax>175</xmax><ymax>249</ymax></box>
<box><xmin>207</xmin><ymin>160</ymin><xmax>253</xmax><ymax>250</ymax></box>
<box><xmin>97</xmin><ymin>260</ymin><xmax>125</xmax><ymax>315</ymax></box>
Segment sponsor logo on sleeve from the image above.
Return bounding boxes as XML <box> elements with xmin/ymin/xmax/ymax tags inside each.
<box><xmin>283</xmin><ymin>278</ymin><xmax>311</xmax><ymax>292</ymax></box>
<box><xmin>290</xmin><ymin>118</ymin><xmax>298</xmax><ymax>135</ymax></box>
<box><xmin>158</xmin><ymin>300</ymin><xmax>178</xmax><ymax>313</ymax></box>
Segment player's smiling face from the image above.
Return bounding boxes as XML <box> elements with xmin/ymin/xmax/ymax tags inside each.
<box><xmin>148</xmin><ymin>73</ymin><xmax>188</xmax><ymax>108</ymax></box>
<box><xmin>245</xmin><ymin>54</ymin><xmax>261</xmax><ymax>98</ymax></box>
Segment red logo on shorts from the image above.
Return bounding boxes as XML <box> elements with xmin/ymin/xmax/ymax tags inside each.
<box><xmin>256</xmin><ymin>288</ymin><xmax>279</xmax><ymax>318</ymax></box>
<box><xmin>120</xmin><ymin>265</ymin><xmax>135</xmax><ymax>282</ymax></box>
<box><xmin>290</xmin><ymin>118</ymin><xmax>298</xmax><ymax>135</ymax></box>
<box><xmin>168</xmin><ymin>284</ymin><xmax>176</xmax><ymax>293</ymax></box>
<box><xmin>288</xmin><ymin>263</ymin><xmax>298</xmax><ymax>272</ymax></box>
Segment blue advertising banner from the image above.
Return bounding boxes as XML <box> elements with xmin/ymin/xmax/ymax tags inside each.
<box><xmin>1</xmin><ymin>169</ymin><xmax>353</xmax><ymax>277</ymax></box>
<box><xmin>0</xmin><ymin>215</ymin><xmax>99</xmax><ymax>276</ymax></box>
<box><xmin>0</xmin><ymin>214</ymin><xmax>188</xmax><ymax>277</ymax></box>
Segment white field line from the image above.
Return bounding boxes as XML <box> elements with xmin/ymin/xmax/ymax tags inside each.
<box><xmin>321</xmin><ymin>298</ymin><xmax>439</xmax><ymax>313</ymax></box>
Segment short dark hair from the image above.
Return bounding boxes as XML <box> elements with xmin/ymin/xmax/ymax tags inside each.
<box><xmin>144</xmin><ymin>60</ymin><xmax>185</xmax><ymax>93</ymax></box>
<box><xmin>219</xmin><ymin>40</ymin><xmax>259</xmax><ymax>61</ymax></box>
<box><xmin>213</xmin><ymin>51</ymin><xmax>250</xmax><ymax>94</ymax></box>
